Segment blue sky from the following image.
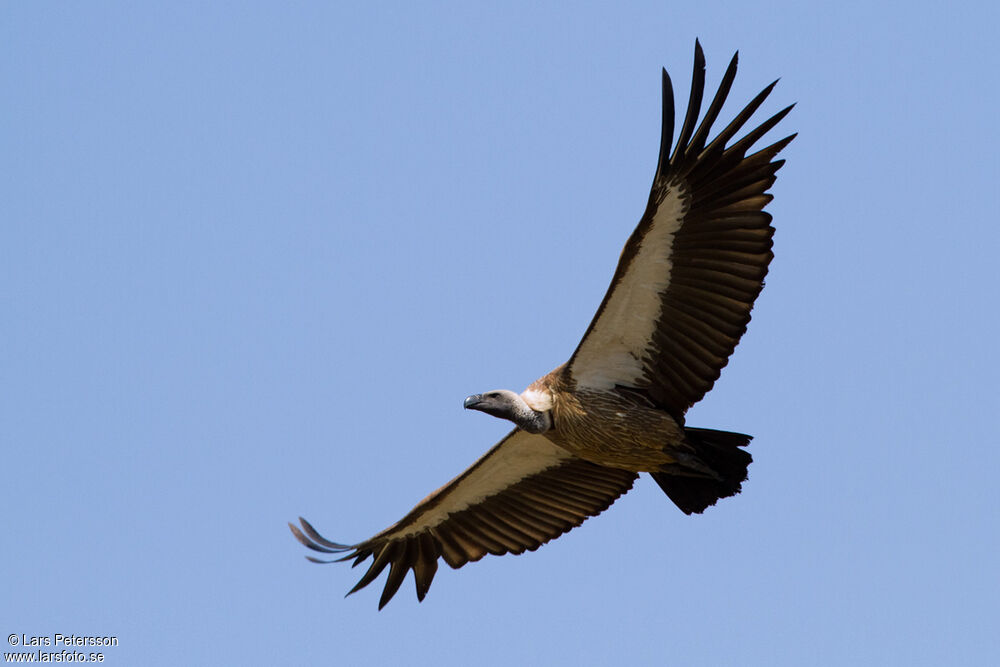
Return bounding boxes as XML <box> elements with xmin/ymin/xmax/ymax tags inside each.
<box><xmin>3</xmin><ymin>2</ymin><xmax>998</xmax><ymax>665</ymax></box>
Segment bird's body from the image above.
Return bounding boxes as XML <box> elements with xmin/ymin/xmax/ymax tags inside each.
<box><xmin>523</xmin><ymin>368</ymin><xmax>685</xmax><ymax>471</ymax></box>
<box><xmin>291</xmin><ymin>40</ymin><xmax>795</xmax><ymax>609</ymax></box>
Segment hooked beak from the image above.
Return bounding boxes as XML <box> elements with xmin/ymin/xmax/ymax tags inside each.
<box><xmin>464</xmin><ymin>394</ymin><xmax>483</xmax><ymax>410</ymax></box>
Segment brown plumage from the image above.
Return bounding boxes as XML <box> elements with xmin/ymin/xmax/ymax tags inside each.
<box><xmin>291</xmin><ymin>40</ymin><xmax>795</xmax><ymax>609</ymax></box>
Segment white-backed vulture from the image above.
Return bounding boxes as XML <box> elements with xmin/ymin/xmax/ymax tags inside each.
<box><xmin>291</xmin><ymin>40</ymin><xmax>795</xmax><ymax>609</ymax></box>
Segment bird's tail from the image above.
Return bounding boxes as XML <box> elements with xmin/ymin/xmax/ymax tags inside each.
<box><xmin>650</xmin><ymin>427</ymin><xmax>752</xmax><ymax>515</ymax></box>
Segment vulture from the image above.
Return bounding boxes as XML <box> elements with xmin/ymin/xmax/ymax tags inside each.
<box><xmin>291</xmin><ymin>40</ymin><xmax>795</xmax><ymax>609</ymax></box>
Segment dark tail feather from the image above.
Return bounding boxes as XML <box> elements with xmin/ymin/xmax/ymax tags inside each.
<box><xmin>651</xmin><ymin>427</ymin><xmax>753</xmax><ymax>515</ymax></box>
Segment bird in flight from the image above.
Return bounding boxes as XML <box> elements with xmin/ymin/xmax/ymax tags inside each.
<box><xmin>291</xmin><ymin>40</ymin><xmax>795</xmax><ymax>609</ymax></box>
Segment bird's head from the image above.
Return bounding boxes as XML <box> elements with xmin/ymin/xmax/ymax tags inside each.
<box><xmin>463</xmin><ymin>390</ymin><xmax>521</xmax><ymax>419</ymax></box>
<box><xmin>464</xmin><ymin>389</ymin><xmax>551</xmax><ymax>434</ymax></box>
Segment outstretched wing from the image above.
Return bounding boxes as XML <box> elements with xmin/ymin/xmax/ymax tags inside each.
<box><xmin>291</xmin><ymin>430</ymin><xmax>637</xmax><ymax>609</ymax></box>
<box><xmin>567</xmin><ymin>40</ymin><xmax>795</xmax><ymax>419</ymax></box>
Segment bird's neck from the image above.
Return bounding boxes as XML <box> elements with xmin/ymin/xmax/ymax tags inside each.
<box><xmin>510</xmin><ymin>398</ymin><xmax>552</xmax><ymax>434</ymax></box>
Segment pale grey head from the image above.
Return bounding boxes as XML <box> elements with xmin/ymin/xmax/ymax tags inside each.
<box><xmin>463</xmin><ymin>389</ymin><xmax>552</xmax><ymax>434</ymax></box>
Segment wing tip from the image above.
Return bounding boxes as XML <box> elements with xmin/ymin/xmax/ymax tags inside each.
<box><xmin>693</xmin><ymin>38</ymin><xmax>705</xmax><ymax>67</ymax></box>
<box><xmin>289</xmin><ymin>516</ymin><xmax>357</xmax><ymax>556</ymax></box>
